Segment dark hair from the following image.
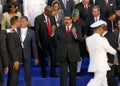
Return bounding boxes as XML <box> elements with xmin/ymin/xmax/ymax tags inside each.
<box><xmin>52</xmin><ymin>0</ymin><xmax>61</xmax><ymax>8</ymax></box>
<box><xmin>64</xmin><ymin>14</ymin><xmax>72</xmax><ymax>19</ymax></box>
<box><xmin>10</xmin><ymin>16</ymin><xmax>19</xmax><ymax>25</ymax></box>
<box><xmin>21</xmin><ymin>16</ymin><xmax>29</xmax><ymax>21</ymax></box>
<box><xmin>8</xmin><ymin>3</ymin><xmax>17</xmax><ymax>13</ymax></box>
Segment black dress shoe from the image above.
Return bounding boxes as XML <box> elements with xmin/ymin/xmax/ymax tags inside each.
<box><xmin>42</xmin><ymin>74</ymin><xmax>47</xmax><ymax>78</ymax></box>
<box><xmin>76</xmin><ymin>72</ymin><xmax>83</xmax><ymax>76</ymax></box>
<box><xmin>50</xmin><ymin>74</ymin><xmax>58</xmax><ymax>77</ymax></box>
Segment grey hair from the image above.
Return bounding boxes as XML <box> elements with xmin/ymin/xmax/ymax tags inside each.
<box><xmin>72</xmin><ymin>9</ymin><xmax>79</xmax><ymax>17</ymax></box>
<box><xmin>92</xmin><ymin>5</ymin><xmax>101</xmax><ymax>11</ymax></box>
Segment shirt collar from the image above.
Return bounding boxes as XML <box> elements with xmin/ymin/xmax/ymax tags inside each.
<box><xmin>66</xmin><ymin>24</ymin><xmax>72</xmax><ymax>29</ymax></box>
<box><xmin>102</xmin><ymin>31</ymin><xmax>108</xmax><ymax>36</ymax></box>
<box><xmin>21</xmin><ymin>27</ymin><xmax>28</xmax><ymax>31</ymax></box>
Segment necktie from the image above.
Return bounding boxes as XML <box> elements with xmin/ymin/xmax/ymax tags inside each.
<box><xmin>95</xmin><ymin>17</ymin><xmax>97</xmax><ymax>21</ymax></box>
<box><xmin>66</xmin><ymin>26</ymin><xmax>70</xmax><ymax>36</ymax></box>
<box><xmin>84</xmin><ymin>5</ymin><xmax>88</xmax><ymax>14</ymax></box>
<box><xmin>47</xmin><ymin>17</ymin><xmax>51</xmax><ymax>36</ymax></box>
<box><xmin>105</xmin><ymin>0</ymin><xmax>108</xmax><ymax>6</ymax></box>
<box><xmin>63</xmin><ymin>0</ymin><xmax>66</xmax><ymax>9</ymax></box>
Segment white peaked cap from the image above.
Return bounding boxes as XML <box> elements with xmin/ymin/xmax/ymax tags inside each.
<box><xmin>90</xmin><ymin>20</ymin><xmax>107</xmax><ymax>28</ymax></box>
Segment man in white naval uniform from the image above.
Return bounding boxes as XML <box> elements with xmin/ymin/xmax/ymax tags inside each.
<box><xmin>86</xmin><ymin>20</ymin><xmax>117</xmax><ymax>86</ymax></box>
<box><xmin>23</xmin><ymin>0</ymin><xmax>47</xmax><ymax>27</ymax></box>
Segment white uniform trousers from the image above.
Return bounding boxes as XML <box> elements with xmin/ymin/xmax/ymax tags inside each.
<box><xmin>87</xmin><ymin>71</ymin><xmax>108</xmax><ymax>86</ymax></box>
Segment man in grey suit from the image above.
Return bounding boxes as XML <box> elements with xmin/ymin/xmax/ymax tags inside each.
<box><xmin>52</xmin><ymin>14</ymin><xmax>83</xmax><ymax>86</ymax></box>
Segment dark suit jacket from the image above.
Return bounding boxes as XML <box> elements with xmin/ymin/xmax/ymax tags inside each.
<box><xmin>17</xmin><ymin>28</ymin><xmax>38</xmax><ymax>60</ymax></box>
<box><xmin>35</xmin><ymin>13</ymin><xmax>56</xmax><ymax>48</ymax></box>
<box><xmin>53</xmin><ymin>24</ymin><xmax>83</xmax><ymax>62</ymax></box>
<box><xmin>116</xmin><ymin>0</ymin><xmax>120</xmax><ymax>6</ymax></box>
<box><xmin>90</xmin><ymin>0</ymin><xmax>99</xmax><ymax>5</ymax></box>
<box><xmin>87</xmin><ymin>14</ymin><xmax>107</xmax><ymax>35</ymax></box>
<box><xmin>58</xmin><ymin>0</ymin><xmax>74</xmax><ymax>14</ymax></box>
<box><xmin>0</xmin><ymin>30</ymin><xmax>8</xmax><ymax>69</ymax></box>
<box><xmin>114</xmin><ymin>30</ymin><xmax>120</xmax><ymax>54</ymax></box>
<box><xmin>97</xmin><ymin>0</ymin><xmax>116</xmax><ymax>17</ymax></box>
<box><xmin>75</xmin><ymin>2</ymin><xmax>93</xmax><ymax>21</ymax></box>
<box><xmin>6</xmin><ymin>31</ymin><xmax>22</xmax><ymax>63</ymax></box>
<box><xmin>104</xmin><ymin>31</ymin><xmax>118</xmax><ymax>64</ymax></box>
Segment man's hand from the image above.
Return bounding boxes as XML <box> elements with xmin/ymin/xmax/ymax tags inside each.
<box><xmin>13</xmin><ymin>61</ymin><xmax>20</xmax><ymax>70</ymax></box>
<box><xmin>4</xmin><ymin>67</ymin><xmax>8</xmax><ymax>74</ymax></box>
<box><xmin>108</xmin><ymin>62</ymin><xmax>113</xmax><ymax>67</ymax></box>
<box><xmin>72</xmin><ymin>27</ymin><xmax>77</xmax><ymax>37</ymax></box>
<box><xmin>117</xmin><ymin>47</ymin><xmax>120</xmax><ymax>51</ymax></box>
<box><xmin>51</xmin><ymin>25</ymin><xmax>56</xmax><ymax>34</ymax></box>
<box><xmin>38</xmin><ymin>42</ymin><xmax>43</xmax><ymax>49</ymax></box>
<box><xmin>34</xmin><ymin>58</ymin><xmax>39</xmax><ymax>65</ymax></box>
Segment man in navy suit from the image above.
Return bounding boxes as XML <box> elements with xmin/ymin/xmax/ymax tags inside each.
<box><xmin>17</xmin><ymin>16</ymin><xmax>39</xmax><ymax>86</ymax></box>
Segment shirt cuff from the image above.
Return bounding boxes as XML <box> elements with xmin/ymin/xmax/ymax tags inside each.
<box><xmin>51</xmin><ymin>33</ymin><xmax>55</xmax><ymax>37</ymax></box>
<box><xmin>74</xmin><ymin>35</ymin><xmax>77</xmax><ymax>39</ymax></box>
<box><xmin>6</xmin><ymin>29</ymin><xmax>11</xmax><ymax>33</ymax></box>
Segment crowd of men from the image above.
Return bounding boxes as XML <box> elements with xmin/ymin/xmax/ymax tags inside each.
<box><xmin>0</xmin><ymin>0</ymin><xmax>120</xmax><ymax>86</ymax></box>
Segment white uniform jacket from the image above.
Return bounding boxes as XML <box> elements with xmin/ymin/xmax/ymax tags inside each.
<box><xmin>86</xmin><ymin>33</ymin><xmax>116</xmax><ymax>72</ymax></box>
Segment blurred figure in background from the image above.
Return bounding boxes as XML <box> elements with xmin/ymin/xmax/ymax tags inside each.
<box><xmin>52</xmin><ymin>0</ymin><xmax>64</xmax><ymax>27</ymax></box>
<box><xmin>58</xmin><ymin>0</ymin><xmax>74</xmax><ymax>15</ymax></box>
<box><xmin>3</xmin><ymin>0</ymin><xmax>23</xmax><ymax>14</ymax></box>
<box><xmin>23</xmin><ymin>0</ymin><xmax>47</xmax><ymax>29</ymax></box>
<box><xmin>1</xmin><ymin>3</ymin><xmax>22</xmax><ymax>30</ymax></box>
<box><xmin>0</xmin><ymin>1</ymin><xmax>3</xmax><ymax>29</ymax></box>
<box><xmin>75</xmin><ymin>0</ymin><xmax>93</xmax><ymax>22</ymax></box>
<box><xmin>97</xmin><ymin>0</ymin><xmax>116</xmax><ymax>17</ymax></box>
<box><xmin>72</xmin><ymin>9</ymin><xmax>88</xmax><ymax>76</ymax></box>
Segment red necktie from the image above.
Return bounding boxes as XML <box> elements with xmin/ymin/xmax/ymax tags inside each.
<box><xmin>47</xmin><ymin>17</ymin><xmax>51</xmax><ymax>36</ymax></box>
<box><xmin>66</xmin><ymin>26</ymin><xmax>70</xmax><ymax>36</ymax></box>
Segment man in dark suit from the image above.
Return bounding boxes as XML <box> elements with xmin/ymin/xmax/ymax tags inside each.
<box><xmin>6</xmin><ymin>16</ymin><xmax>23</xmax><ymax>86</ymax></box>
<box><xmin>101</xmin><ymin>23</ymin><xmax>118</xmax><ymax>86</ymax></box>
<box><xmin>17</xmin><ymin>16</ymin><xmax>39</xmax><ymax>86</ymax></box>
<box><xmin>35</xmin><ymin>6</ymin><xmax>57</xmax><ymax>77</ymax></box>
<box><xmin>90</xmin><ymin>0</ymin><xmax>99</xmax><ymax>5</ymax></box>
<box><xmin>0</xmin><ymin>30</ymin><xmax>9</xmax><ymax>86</ymax></box>
<box><xmin>114</xmin><ymin>20</ymin><xmax>120</xmax><ymax>80</ymax></box>
<box><xmin>97</xmin><ymin>0</ymin><xmax>116</xmax><ymax>17</ymax></box>
<box><xmin>58</xmin><ymin>0</ymin><xmax>74</xmax><ymax>15</ymax></box>
<box><xmin>75</xmin><ymin>0</ymin><xmax>93</xmax><ymax>22</ymax></box>
<box><xmin>52</xmin><ymin>14</ymin><xmax>83</xmax><ymax>86</ymax></box>
<box><xmin>116</xmin><ymin>0</ymin><xmax>120</xmax><ymax>7</ymax></box>
<box><xmin>47</xmin><ymin>0</ymin><xmax>54</xmax><ymax>5</ymax></box>
<box><xmin>87</xmin><ymin>5</ymin><xmax>107</xmax><ymax>35</ymax></box>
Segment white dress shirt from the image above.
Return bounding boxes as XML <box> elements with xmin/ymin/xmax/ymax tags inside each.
<box><xmin>21</xmin><ymin>28</ymin><xmax>28</xmax><ymax>48</ymax></box>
